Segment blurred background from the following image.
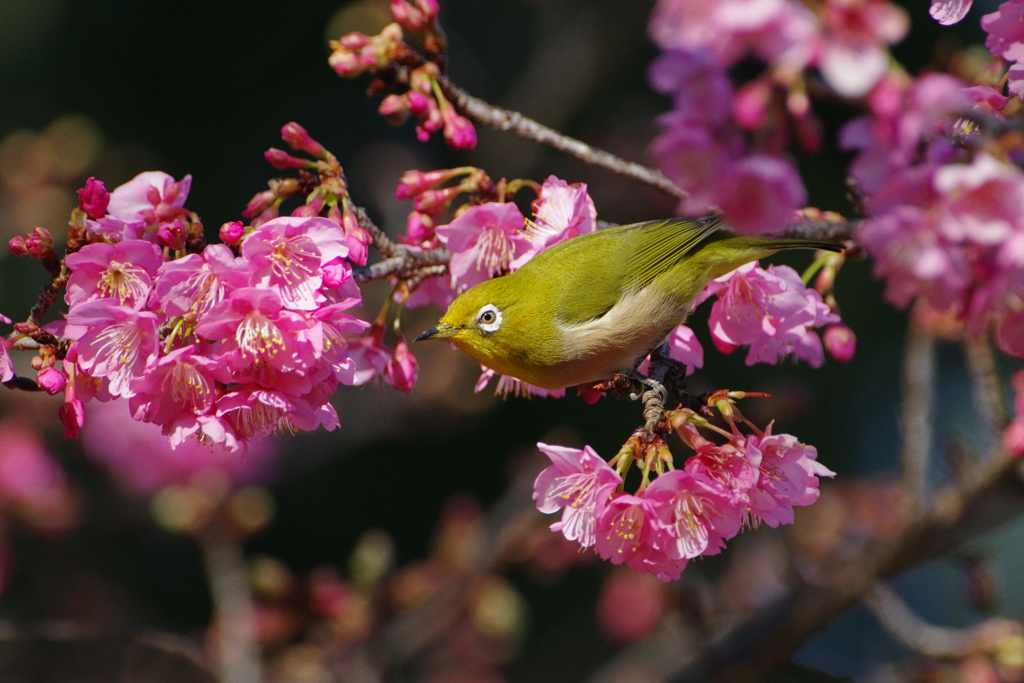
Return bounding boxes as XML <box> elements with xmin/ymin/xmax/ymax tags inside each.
<box><xmin>0</xmin><ymin>0</ymin><xmax>1021</xmax><ymax>681</ymax></box>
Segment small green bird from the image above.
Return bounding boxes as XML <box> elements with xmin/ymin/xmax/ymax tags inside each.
<box><xmin>414</xmin><ymin>217</ymin><xmax>843</xmax><ymax>390</ymax></box>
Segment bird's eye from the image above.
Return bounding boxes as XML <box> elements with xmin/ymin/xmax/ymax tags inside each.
<box><xmin>476</xmin><ymin>304</ymin><xmax>502</xmax><ymax>333</ymax></box>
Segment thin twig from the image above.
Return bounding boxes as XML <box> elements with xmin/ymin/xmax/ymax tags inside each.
<box><xmin>198</xmin><ymin>523</ymin><xmax>263</xmax><ymax>683</ymax></box>
<box><xmin>437</xmin><ymin>76</ymin><xmax>688</xmax><ymax>201</ymax></box>
<box><xmin>777</xmin><ymin>218</ymin><xmax>861</xmax><ymax>243</ymax></box>
<box><xmin>352</xmin><ymin>204</ymin><xmax>401</xmax><ymax>259</ymax></box>
<box><xmin>964</xmin><ymin>336</ymin><xmax>1010</xmax><ymax>435</ymax></box>
<box><xmin>864</xmin><ymin>583</ymin><xmax>972</xmax><ymax>658</ymax></box>
<box><xmin>900</xmin><ymin>325</ymin><xmax>936</xmax><ymax>512</ymax></box>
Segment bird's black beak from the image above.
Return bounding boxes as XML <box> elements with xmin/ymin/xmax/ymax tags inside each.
<box><xmin>414</xmin><ymin>323</ymin><xmax>458</xmax><ymax>342</ymax></box>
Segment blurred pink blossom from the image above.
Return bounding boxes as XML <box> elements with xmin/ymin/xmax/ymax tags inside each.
<box><xmin>930</xmin><ymin>0</ymin><xmax>972</xmax><ymax>25</ymax></box>
<box><xmin>82</xmin><ymin>399</ymin><xmax>275</xmax><ymax>495</ymax></box>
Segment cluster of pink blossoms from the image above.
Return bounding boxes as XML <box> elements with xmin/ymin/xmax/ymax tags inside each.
<box><xmin>533</xmin><ymin>405</ymin><xmax>833</xmax><ymax>581</ymax></box>
<box><xmin>44</xmin><ymin>171</ymin><xmax>369</xmax><ymax>453</ymax></box>
<box><xmin>648</xmin><ymin>0</ymin><xmax>909</xmax><ymax>232</ymax></box>
<box><xmin>840</xmin><ymin>54</ymin><xmax>1024</xmax><ymax>361</ymax></box>
<box><xmin>327</xmin><ymin>0</ymin><xmax>476</xmax><ymax>149</ymax></box>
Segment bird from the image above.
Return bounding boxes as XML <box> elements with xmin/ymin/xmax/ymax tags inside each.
<box><xmin>414</xmin><ymin>216</ymin><xmax>844</xmax><ymax>390</ymax></box>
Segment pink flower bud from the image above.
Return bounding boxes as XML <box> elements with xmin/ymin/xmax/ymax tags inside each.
<box><xmin>442</xmin><ymin>112</ymin><xmax>477</xmax><ymax>150</ymax></box>
<box><xmin>329</xmin><ymin>49</ymin><xmax>365</xmax><ymax>77</ymax></box>
<box><xmin>396</xmin><ymin>168</ymin><xmax>453</xmax><ymax>199</ymax></box>
<box><xmin>385</xmin><ymin>334</ymin><xmax>418</xmax><ymax>393</ymax></box>
<box><xmin>37</xmin><ymin>368</ymin><xmax>68</xmax><ymax>395</ymax></box>
<box><xmin>265</xmin><ymin>148</ymin><xmax>314</xmax><ymax>169</ymax></box>
<box><xmin>321</xmin><ymin>258</ymin><xmax>352</xmax><ymax>288</ymax></box>
<box><xmin>406</xmin><ymin>90</ymin><xmax>430</xmax><ymax>116</ymax></box>
<box><xmin>8</xmin><ymin>236</ymin><xmax>28</xmax><ymax>257</ymax></box>
<box><xmin>342</xmin><ymin>203</ymin><xmax>369</xmax><ymax>266</ymax></box>
<box><xmin>823</xmin><ymin>324</ymin><xmax>856</xmax><ymax>363</ymax></box>
<box><xmin>25</xmin><ymin>228</ymin><xmax>54</xmax><ymax>259</ymax></box>
<box><xmin>59</xmin><ymin>397</ymin><xmax>84</xmax><ymax>439</ymax></box>
<box><xmin>338</xmin><ymin>32</ymin><xmax>370</xmax><ymax>50</ymax></box>
<box><xmin>413</xmin><ymin>185</ymin><xmax>461</xmax><ymax>216</ymax></box>
<box><xmin>157</xmin><ymin>221</ymin><xmax>186</xmax><ymax>250</ymax></box>
<box><xmin>243</xmin><ymin>189</ymin><xmax>277</xmax><ymax>218</ymax></box>
<box><xmin>416</xmin><ymin>0</ymin><xmax>439</xmax><ymax>22</ymax></box>
<box><xmin>219</xmin><ymin>221</ymin><xmax>246</xmax><ymax>246</ymax></box>
<box><xmin>406</xmin><ymin>212</ymin><xmax>435</xmax><ymax>243</ymax></box>
<box><xmin>76</xmin><ymin>177</ymin><xmax>110</xmax><ymax>219</ymax></box>
<box><xmin>391</xmin><ymin>0</ymin><xmax>431</xmax><ymax>33</ymax></box>
<box><xmin>378</xmin><ymin>94</ymin><xmax>410</xmax><ymax>125</ymax></box>
<box><xmin>281</xmin><ymin>122</ymin><xmax>326</xmax><ymax>158</ymax></box>
<box><xmin>13</xmin><ymin>322</ymin><xmax>37</xmax><ymax>335</ymax></box>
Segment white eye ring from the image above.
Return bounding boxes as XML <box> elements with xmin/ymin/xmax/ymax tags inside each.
<box><xmin>477</xmin><ymin>304</ymin><xmax>502</xmax><ymax>333</ymax></box>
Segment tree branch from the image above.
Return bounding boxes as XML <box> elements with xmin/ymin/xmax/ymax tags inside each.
<box><xmin>901</xmin><ymin>326</ymin><xmax>936</xmax><ymax>512</ymax></box>
<box><xmin>668</xmin><ymin>448</ymin><xmax>1024</xmax><ymax>683</ymax></box>
<box><xmin>437</xmin><ymin>76</ymin><xmax>688</xmax><ymax>201</ymax></box>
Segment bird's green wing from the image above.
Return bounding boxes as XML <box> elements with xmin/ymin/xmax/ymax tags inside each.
<box><xmin>620</xmin><ymin>216</ymin><xmax>723</xmax><ymax>291</ymax></box>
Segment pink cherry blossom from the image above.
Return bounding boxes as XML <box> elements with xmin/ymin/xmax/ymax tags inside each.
<box><xmin>510</xmin><ymin>177</ymin><xmax>597</xmax><ymax>270</ymax></box>
<box><xmin>241</xmin><ymin>216</ymin><xmax>350</xmax><ymax>311</ymax></box>
<box><xmin>107</xmin><ymin>171</ymin><xmax>192</xmax><ymax>225</ymax></box>
<box><xmin>665</xmin><ymin>324</ymin><xmax>703</xmax><ymax>375</ymax></box>
<box><xmin>643</xmin><ymin>469</ymin><xmax>744</xmax><ymax>559</ymax></box>
<box><xmin>819</xmin><ymin>0</ymin><xmax>909</xmax><ymax>97</ymax></box>
<box><xmin>713</xmin><ymin>156</ymin><xmax>807</xmax><ymax>234</ymax></box>
<box><xmin>704</xmin><ymin>262</ymin><xmax>839</xmax><ymax>367</ymax></box>
<box><xmin>194</xmin><ymin>287</ymin><xmax>310</xmax><ymax>374</ymax></box>
<box><xmin>682</xmin><ymin>434</ymin><xmax>761</xmax><ymax>506</ymax></box>
<box><xmin>859</xmin><ymin>153</ymin><xmax>1024</xmax><ymax>358</ymax></box>
<box><xmin>594</xmin><ymin>494</ymin><xmax>660</xmax><ymax>567</ymax></box>
<box><xmin>983</xmin><ymin>0</ymin><xmax>1024</xmax><ymax>95</ymax></box>
<box><xmin>534</xmin><ymin>443</ymin><xmax>623</xmax><ymax>549</ymax></box>
<box><xmin>65</xmin><ymin>240</ymin><xmax>164</xmax><ymax>308</ymax></box>
<box><xmin>436</xmin><ymin>202</ymin><xmax>529</xmax><ymax>294</ymax></box>
<box><xmin>648</xmin><ymin>0</ymin><xmax>818</xmax><ymax>70</ymax></box>
<box><xmin>744</xmin><ymin>429</ymin><xmax>835</xmax><ymax>527</ymax></box>
<box><xmin>67</xmin><ymin>300</ymin><xmax>162</xmax><ymax>399</ymax></box>
<box><xmin>127</xmin><ymin>346</ymin><xmax>221</xmax><ymax>429</ymax></box>
<box><xmin>347</xmin><ymin>323</ymin><xmax>392</xmax><ymax>386</ymax></box>
<box><xmin>154</xmin><ymin>244</ymin><xmax>251</xmax><ymax>319</ymax></box>
<box><xmin>215</xmin><ymin>386</ymin><xmax>323</xmax><ymax>442</ymax></box>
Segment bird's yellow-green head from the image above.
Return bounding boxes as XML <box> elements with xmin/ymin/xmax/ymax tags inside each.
<box><xmin>413</xmin><ymin>272</ymin><xmax>562</xmax><ymax>386</ymax></box>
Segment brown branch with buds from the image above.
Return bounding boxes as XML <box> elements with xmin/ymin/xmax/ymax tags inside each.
<box><xmin>436</xmin><ymin>76</ymin><xmax>688</xmax><ymax>201</ymax></box>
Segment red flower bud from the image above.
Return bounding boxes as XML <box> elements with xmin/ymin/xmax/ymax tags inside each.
<box><xmin>76</xmin><ymin>177</ymin><xmax>110</xmax><ymax>219</ymax></box>
<box><xmin>281</xmin><ymin>122</ymin><xmax>326</xmax><ymax>158</ymax></box>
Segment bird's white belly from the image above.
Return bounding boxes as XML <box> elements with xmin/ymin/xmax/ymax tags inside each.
<box><xmin>555</xmin><ymin>286</ymin><xmax>691</xmax><ymax>385</ymax></box>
